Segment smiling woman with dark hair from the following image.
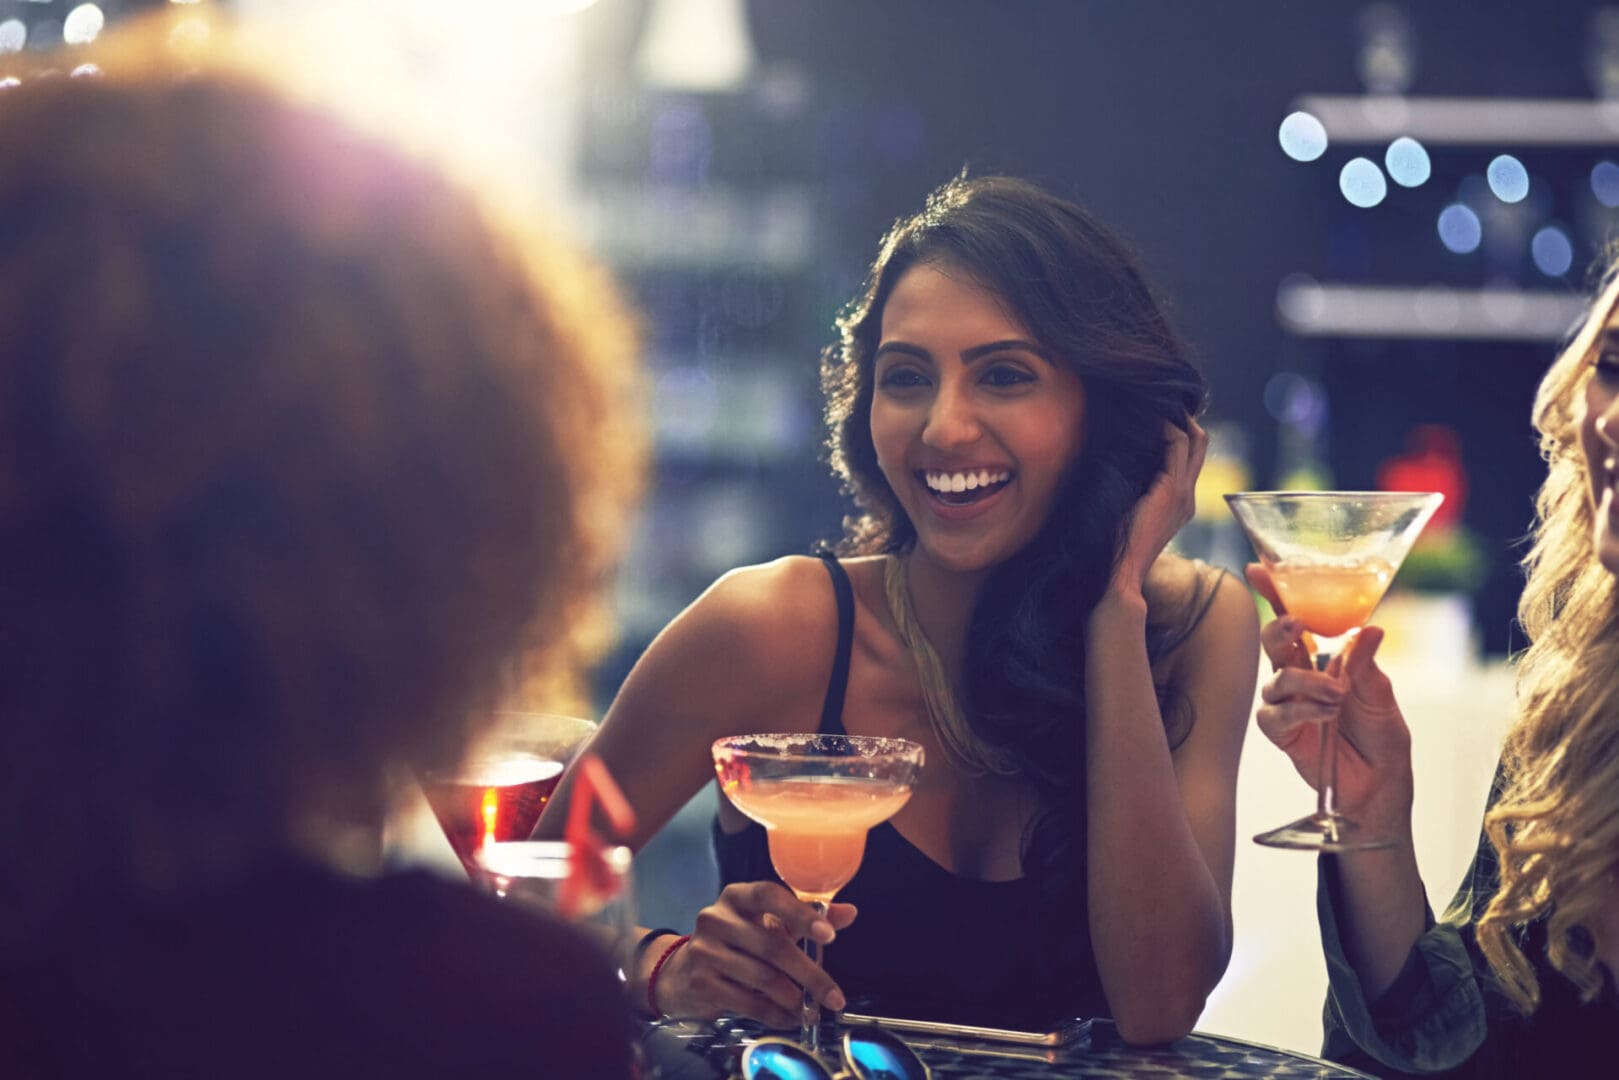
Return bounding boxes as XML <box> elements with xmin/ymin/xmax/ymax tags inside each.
<box><xmin>0</xmin><ymin>13</ymin><xmax>643</xmax><ymax>1078</ymax></box>
<box><xmin>541</xmin><ymin>174</ymin><xmax>1258</xmax><ymax>1043</ymax></box>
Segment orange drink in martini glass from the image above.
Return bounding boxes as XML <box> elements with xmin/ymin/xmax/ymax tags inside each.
<box><xmin>1226</xmin><ymin>491</ymin><xmax>1442</xmax><ymax>852</ymax></box>
<box><xmin>712</xmin><ymin>733</ymin><xmax>924</xmax><ymax>1051</ymax></box>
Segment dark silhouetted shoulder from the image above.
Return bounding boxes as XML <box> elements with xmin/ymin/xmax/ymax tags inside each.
<box><xmin>11</xmin><ymin>860</ymin><xmax>633</xmax><ymax>1079</ymax></box>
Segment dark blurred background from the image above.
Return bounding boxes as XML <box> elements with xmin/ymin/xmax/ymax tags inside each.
<box><xmin>15</xmin><ymin>0</ymin><xmax>1611</xmax><ymax>671</ymax></box>
<box><xmin>568</xmin><ymin>0</ymin><xmax>1615</xmax><ymax>677</ymax></box>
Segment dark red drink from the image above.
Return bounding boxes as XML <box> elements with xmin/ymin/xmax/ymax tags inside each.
<box><xmin>421</xmin><ymin>754</ymin><xmax>564</xmax><ymax>880</ymax></box>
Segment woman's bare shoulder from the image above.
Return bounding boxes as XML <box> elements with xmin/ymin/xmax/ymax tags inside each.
<box><xmin>701</xmin><ymin>554</ymin><xmax>835</xmax><ymax>624</ymax></box>
<box><xmin>1147</xmin><ymin>555</ymin><xmax>1255</xmax><ymax>664</ymax></box>
<box><xmin>1147</xmin><ymin>555</ymin><xmax>1257</xmax><ymax>675</ymax></box>
<box><xmin>1144</xmin><ymin>553</ymin><xmax>1228</xmax><ymax>606</ymax></box>
<box><xmin>682</xmin><ymin>555</ymin><xmax>843</xmax><ymax>681</ymax></box>
<box><xmin>593</xmin><ymin>556</ymin><xmax>842</xmax><ymax>753</ymax></box>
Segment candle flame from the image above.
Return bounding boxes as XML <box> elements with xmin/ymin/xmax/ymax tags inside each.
<box><xmin>480</xmin><ymin>786</ymin><xmax>499</xmax><ymax>849</ymax></box>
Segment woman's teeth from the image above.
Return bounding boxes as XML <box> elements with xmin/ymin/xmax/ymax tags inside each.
<box><xmin>923</xmin><ymin>469</ymin><xmax>1012</xmax><ymax>502</ymax></box>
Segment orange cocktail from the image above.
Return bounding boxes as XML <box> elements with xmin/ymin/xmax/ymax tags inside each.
<box><xmin>711</xmin><ymin>733</ymin><xmax>924</xmax><ymax>1051</ymax></box>
<box><xmin>1269</xmin><ymin>558</ymin><xmax>1396</xmax><ymax>639</ymax></box>
<box><xmin>721</xmin><ymin>775</ymin><xmax>914</xmax><ymax>904</ymax></box>
<box><xmin>1226</xmin><ymin>491</ymin><xmax>1443</xmax><ymax>853</ymax></box>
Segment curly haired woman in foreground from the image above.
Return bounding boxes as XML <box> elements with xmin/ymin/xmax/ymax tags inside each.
<box><xmin>0</xmin><ymin>13</ymin><xmax>642</xmax><ymax>1078</ymax></box>
<box><xmin>1253</xmin><ymin>264</ymin><xmax>1619</xmax><ymax>1077</ymax></box>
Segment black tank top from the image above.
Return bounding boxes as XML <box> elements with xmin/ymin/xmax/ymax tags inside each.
<box><xmin>711</xmin><ymin>552</ymin><xmax>1105</xmax><ymax>1028</ymax></box>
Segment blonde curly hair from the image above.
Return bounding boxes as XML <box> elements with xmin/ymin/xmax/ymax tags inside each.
<box><xmin>0</xmin><ymin>14</ymin><xmax>643</xmax><ymax>936</ymax></box>
<box><xmin>1477</xmin><ymin>266</ymin><xmax>1619</xmax><ymax>1012</ymax></box>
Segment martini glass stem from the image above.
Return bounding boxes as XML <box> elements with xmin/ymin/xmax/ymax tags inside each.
<box><xmin>1314</xmin><ymin>650</ymin><xmax>1341</xmax><ymax>844</ymax></box>
<box><xmin>800</xmin><ymin>899</ymin><xmax>829</xmax><ymax>1051</ymax></box>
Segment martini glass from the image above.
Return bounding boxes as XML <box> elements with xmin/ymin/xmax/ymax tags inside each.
<box><xmin>1226</xmin><ymin>491</ymin><xmax>1442</xmax><ymax>852</ymax></box>
<box><xmin>419</xmin><ymin>712</ymin><xmax>596</xmax><ymax>882</ymax></box>
<box><xmin>712</xmin><ymin>733</ymin><xmax>924</xmax><ymax>1053</ymax></box>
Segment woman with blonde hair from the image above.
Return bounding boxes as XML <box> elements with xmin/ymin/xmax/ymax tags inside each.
<box><xmin>0</xmin><ymin>13</ymin><xmax>642</xmax><ymax>1078</ymax></box>
<box><xmin>1252</xmin><ymin>265</ymin><xmax>1619</xmax><ymax>1075</ymax></box>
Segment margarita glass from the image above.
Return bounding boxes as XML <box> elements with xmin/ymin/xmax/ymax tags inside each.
<box><xmin>1226</xmin><ymin>491</ymin><xmax>1442</xmax><ymax>852</ymax></box>
<box><xmin>712</xmin><ymin>733</ymin><xmax>924</xmax><ymax>1052</ymax></box>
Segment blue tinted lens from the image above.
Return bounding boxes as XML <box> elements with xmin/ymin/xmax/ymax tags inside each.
<box><xmin>846</xmin><ymin>1032</ymin><xmax>926</xmax><ymax>1080</ymax></box>
<box><xmin>743</xmin><ymin>1042</ymin><xmax>832</xmax><ymax>1080</ymax></box>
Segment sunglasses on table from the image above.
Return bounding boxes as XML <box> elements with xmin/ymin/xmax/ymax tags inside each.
<box><xmin>739</xmin><ymin>1026</ymin><xmax>931</xmax><ymax>1080</ymax></box>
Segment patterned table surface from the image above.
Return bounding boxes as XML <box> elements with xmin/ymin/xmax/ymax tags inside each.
<box><xmin>641</xmin><ymin>1017</ymin><xmax>1380</xmax><ymax>1079</ymax></box>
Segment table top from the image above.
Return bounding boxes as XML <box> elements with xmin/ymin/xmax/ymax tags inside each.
<box><xmin>641</xmin><ymin>1017</ymin><xmax>1380</xmax><ymax>1079</ymax></box>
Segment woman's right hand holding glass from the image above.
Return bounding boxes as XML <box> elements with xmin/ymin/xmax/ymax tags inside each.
<box><xmin>1249</xmin><ymin>565</ymin><xmax>1435</xmax><ymax>998</ymax></box>
<box><xmin>1246</xmin><ymin>565</ymin><xmax>1415</xmax><ymax>839</ymax></box>
<box><xmin>650</xmin><ymin>882</ymin><xmax>853</xmax><ymax>1029</ymax></box>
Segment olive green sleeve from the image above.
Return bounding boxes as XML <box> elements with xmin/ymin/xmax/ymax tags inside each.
<box><xmin>1317</xmin><ymin>850</ymin><xmax>1489</xmax><ymax>1073</ymax></box>
<box><xmin>1317</xmin><ymin>762</ymin><xmax>1510</xmax><ymax>1075</ymax></box>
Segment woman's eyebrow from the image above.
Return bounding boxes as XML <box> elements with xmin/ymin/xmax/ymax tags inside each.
<box><xmin>874</xmin><ymin>341</ymin><xmax>932</xmax><ymax>363</ymax></box>
<box><xmin>961</xmin><ymin>339</ymin><xmax>1049</xmax><ymax>363</ymax></box>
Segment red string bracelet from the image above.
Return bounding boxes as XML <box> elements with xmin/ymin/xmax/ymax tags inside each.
<box><xmin>645</xmin><ymin>934</ymin><xmax>691</xmax><ymax>1018</ymax></box>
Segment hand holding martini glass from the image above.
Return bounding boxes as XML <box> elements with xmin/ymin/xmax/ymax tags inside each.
<box><xmin>1226</xmin><ymin>491</ymin><xmax>1442</xmax><ymax>852</ymax></box>
<box><xmin>711</xmin><ymin>734</ymin><xmax>924</xmax><ymax>1052</ymax></box>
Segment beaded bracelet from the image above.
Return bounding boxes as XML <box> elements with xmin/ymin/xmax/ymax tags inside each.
<box><xmin>644</xmin><ymin>933</ymin><xmax>691</xmax><ymax>1018</ymax></box>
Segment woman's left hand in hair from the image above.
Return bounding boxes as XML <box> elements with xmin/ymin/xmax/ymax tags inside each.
<box><xmin>1111</xmin><ymin>419</ymin><xmax>1208</xmax><ymax>599</ymax></box>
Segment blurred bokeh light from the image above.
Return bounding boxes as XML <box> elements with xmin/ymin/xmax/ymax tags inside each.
<box><xmin>61</xmin><ymin>4</ymin><xmax>104</xmax><ymax>46</ymax></box>
<box><xmin>0</xmin><ymin>19</ymin><xmax>25</xmax><ymax>53</ymax></box>
<box><xmin>1531</xmin><ymin>224</ymin><xmax>1574</xmax><ymax>277</ymax></box>
<box><xmin>1437</xmin><ymin>203</ymin><xmax>1483</xmax><ymax>254</ymax></box>
<box><xmin>1486</xmin><ymin>154</ymin><xmax>1530</xmax><ymax>203</ymax></box>
<box><xmin>1384</xmin><ymin>136</ymin><xmax>1431</xmax><ymax>187</ymax></box>
<box><xmin>1278</xmin><ymin>111</ymin><xmax>1328</xmax><ymax>162</ymax></box>
<box><xmin>1591</xmin><ymin>160</ymin><xmax>1619</xmax><ymax>207</ymax></box>
<box><xmin>1339</xmin><ymin>156</ymin><xmax>1388</xmax><ymax>208</ymax></box>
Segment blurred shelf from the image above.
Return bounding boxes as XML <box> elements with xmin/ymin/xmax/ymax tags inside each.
<box><xmin>1296</xmin><ymin>94</ymin><xmax>1619</xmax><ymax>147</ymax></box>
<box><xmin>1277</xmin><ymin>281</ymin><xmax>1589</xmax><ymax>341</ymax></box>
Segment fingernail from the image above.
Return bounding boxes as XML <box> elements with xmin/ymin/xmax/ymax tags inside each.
<box><xmin>826</xmin><ymin>989</ymin><xmax>846</xmax><ymax>1011</ymax></box>
<box><xmin>810</xmin><ymin>920</ymin><xmax>835</xmax><ymax>945</ymax></box>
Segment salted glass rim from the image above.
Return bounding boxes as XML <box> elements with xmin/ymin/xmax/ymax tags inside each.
<box><xmin>711</xmin><ymin>732</ymin><xmax>924</xmax><ymax>764</ymax></box>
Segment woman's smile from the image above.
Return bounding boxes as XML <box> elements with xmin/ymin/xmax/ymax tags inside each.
<box><xmin>917</xmin><ymin>466</ymin><xmax>1014</xmax><ymax>518</ymax></box>
<box><xmin>922</xmin><ymin>467</ymin><xmax>1013</xmax><ymax>498</ymax></box>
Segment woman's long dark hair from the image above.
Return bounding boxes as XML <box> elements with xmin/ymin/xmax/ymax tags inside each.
<box><xmin>821</xmin><ymin>175</ymin><xmax>1211</xmax><ymax>990</ymax></box>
